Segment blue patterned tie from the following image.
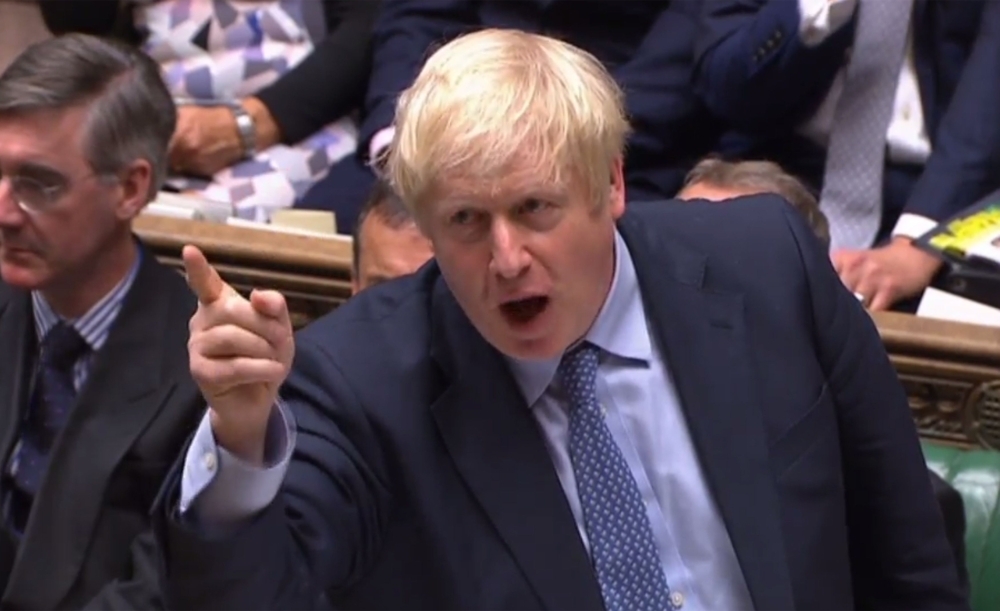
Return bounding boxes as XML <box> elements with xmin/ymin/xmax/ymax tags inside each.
<box><xmin>10</xmin><ymin>322</ymin><xmax>88</xmax><ymax>498</ymax></box>
<box><xmin>559</xmin><ymin>342</ymin><xmax>673</xmax><ymax>611</ymax></box>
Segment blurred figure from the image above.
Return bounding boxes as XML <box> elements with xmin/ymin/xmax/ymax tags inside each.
<box><xmin>296</xmin><ymin>0</ymin><xmax>723</xmax><ymax>234</ymax></box>
<box><xmin>0</xmin><ymin>34</ymin><xmax>202</xmax><ymax>609</ymax></box>
<box><xmin>41</xmin><ymin>0</ymin><xmax>379</xmax><ymax>221</ymax></box>
<box><xmin>678</xmin><ymin>158</ymin><xmax>830</xmax><ymax>246</ymax></box>
<box><xmin>695</xmin><ymin>0</ymin><xmax>1000</xmax><ymax>311</ymax></box>
<box><xmin>351</xmin><ymin>179</ymin><xmax>432</xmax><ymax>294</ymax></box>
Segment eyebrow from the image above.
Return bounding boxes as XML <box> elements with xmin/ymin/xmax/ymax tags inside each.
<box><xmin>438</xmin><ymin>188</ymin><xmax>565</xmax><ymax>211</ymax></box>
<box><xmin>10</xmin><ymin>161</ymin><xmax>65</xmax><ymax>183</ymax></box>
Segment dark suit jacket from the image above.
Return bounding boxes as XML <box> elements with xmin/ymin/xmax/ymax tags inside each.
<box><xmin>694</xmin><ymin>0</ymin><xmax>1000</xmax><ymax>227</ymax></box>
<box><xmin>0</xmin><ymin>250</ymin><xmax>204</xmax><ymax>609</ymax></box>
<box><xmin>39</xmin><ymin>0</ymin><xmax>379</xmax><ymax>144</ymax></box>
<box><xmin>360</xmin><ymin>0</ymin><xmax>721</xmax><ymax>200</ymax></box>
<box><xmin>155</xmin><ymin>196</ymin><xmax>967</xmax><ymax>610</ymax></box>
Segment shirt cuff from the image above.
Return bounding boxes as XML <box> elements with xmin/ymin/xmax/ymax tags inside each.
<box><xmin>179</xmin><ymin>402</ymin><xmax>296</xmax><ymax>525</ymax></box>
<box><xmin>369</xmin><ymin>126</ymin><xmax>396</xmax><ymax>163</ymax></box>
<box><xmin>798</xmin><ymin>0</ymin><xmax>857</xmax><ymax>46</ymax></box>
<box><xmin>892</xmin><ymin>213</ymin><xmax>939</xmax><ymax>240</ymax></box>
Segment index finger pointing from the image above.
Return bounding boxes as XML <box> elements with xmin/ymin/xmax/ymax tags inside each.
<box><xmin>182</xmin><ymin>245</ymin><xmax>226</xmax><ymax>305</ymax></box>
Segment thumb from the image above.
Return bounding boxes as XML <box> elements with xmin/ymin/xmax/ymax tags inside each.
<box><xmin>182</xmin><ymin>245</ymin><xmax>229</xmax><ymax>304</ymax></box>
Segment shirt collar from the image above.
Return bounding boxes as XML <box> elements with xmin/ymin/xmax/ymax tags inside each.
<box><xmin>505</xmin><ymin>230</ymin><xmax>652</xmax><ymax>408</ymax></box>
<box><xmin>32</xmin><ymin>248</ymin><xmax>143</xmax><ymax>351</ymax></box>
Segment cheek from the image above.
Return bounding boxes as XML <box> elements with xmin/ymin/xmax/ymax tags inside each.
<box><xmin>47</xmin><ymin>210</ymin><xmax>111</xmax><ymax>261</ymax></box>
<box><xmin>435</xmin><ymin>248</ymin><xmax>489</xmax><ymax>303</ymax></box>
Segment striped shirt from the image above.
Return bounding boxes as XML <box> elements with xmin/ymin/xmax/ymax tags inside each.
<box><xmin>31</xmin><ymin>251</ymin><xmax>142</xmax><ymax>392</ymax></box>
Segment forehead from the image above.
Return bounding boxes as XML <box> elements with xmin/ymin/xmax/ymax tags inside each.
<box><xmin>360</xmin><ymin>214</ymin><xmax>424</xmax><ymax>249</ymax></box>
<box><xmin>0</xmin><ymin>106</ymin><xmax>88</xmax><ymax>170</ymax></box>
<box><xmin>431</xmin><ymin>167</ymin><xmax>573</xmax><ymax>211</ymax></box>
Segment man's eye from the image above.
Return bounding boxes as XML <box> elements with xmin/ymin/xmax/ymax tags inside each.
<box><xmin>450</xmin><ymin>209</ymin><xmax>477</xmax><ymax>225</ymax></box>
<box><xmin>520</xmin><ymin>199</ymin><xmax>550</xmax><ymax>215</ymax></box>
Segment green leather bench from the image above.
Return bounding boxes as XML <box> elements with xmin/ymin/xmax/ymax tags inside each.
<box><xmin>924</xmin><ymin>442</ymin><xmax>1000</xmax><ymax>610</ymax></box>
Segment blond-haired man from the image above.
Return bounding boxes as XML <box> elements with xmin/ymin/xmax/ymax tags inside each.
<box><xmin>155</xmin><ymin>29</ymin><xmax>966</xmax><ymax>610</ymax></box>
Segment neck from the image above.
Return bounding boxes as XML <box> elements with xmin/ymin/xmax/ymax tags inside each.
<box><xmin>42</xmin><ymin>232</ymin><xmax>137</xmax><ymax>320</ymax></box>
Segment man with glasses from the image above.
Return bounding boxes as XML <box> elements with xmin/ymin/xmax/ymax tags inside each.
<box><xmin>0</xmin><ymin>34</ymin><xmax>204</xmax><ymax>609</ymax></box>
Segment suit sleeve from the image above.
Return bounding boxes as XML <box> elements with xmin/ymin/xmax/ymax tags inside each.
<box><xmin>902</xmin><ymin>0</ymin><xmax>1000</xmax><ymax>222</ymax></box>
<box><xmin>358</xmin><ymin>0</ymin><xmax>480</xmax><ymax>156</ymax></box>
<box><xmin>253</xmin><ymin>0</ymin><xmax>380</xmax><ymax>145</ymax></box>
<box><xmin>154</xmin><ymin>334</ymin><xmax>392</xmax><ymax>610</ymax></box>
<box><xmin>777</xmin><ymin>202</ymin><xmax>968</xmax><ymax>609</ymax></box>
<box><xmin>693</xmin><ymin>0</ymin><xmax>855</xmax><ymax>132</ymax></box>
<box><xmin>80</xmin><ymin>531</ymin><xmax>164</xmax><ymax>611</ymax></box>
<box><xmin>609</xmin><ymin>0</ymin><xmax>716</xmax><ymax>170</ymax></box>
<box><xmin>37</xmin><ymin>0</ymin><xmax>120</xmax><ymax>37</ymax></box>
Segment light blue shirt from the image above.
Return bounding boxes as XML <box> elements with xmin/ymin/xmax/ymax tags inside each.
<box><xmin>505</xmin><ymin>232</ymin><xmax>752</xmax><ymax>610</ymax></box>
<box><xmin>180</xmin><ymin>233</ymin><xmax>753</xmax><ymax>609</ymax></box>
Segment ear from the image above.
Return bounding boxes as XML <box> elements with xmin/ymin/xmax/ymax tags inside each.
<box><xmin>608</xmin><ymin>157</ymin><xmax>626</xmax><ymax>220</ymax></box>
<box><xmin>114</xmin><ymin>159</ymin><xmax>154</xmax><ymax>221</ymax></box>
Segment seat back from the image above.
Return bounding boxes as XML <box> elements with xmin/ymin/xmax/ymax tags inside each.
<box><xmin>923</xmin><ymin>442</ymin><xmax>1000</xmax><ymax>610</ymax></box>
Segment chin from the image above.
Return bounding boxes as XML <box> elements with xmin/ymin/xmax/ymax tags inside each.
<box><xmin>489</xmin><ymin>330</ymin><xmax>567</xmax><ymax>362</ymax></box>
<box><xmin>0</xmin><ymin>259</ymin><xmax>47</xmax><ymax>291</ymax></box>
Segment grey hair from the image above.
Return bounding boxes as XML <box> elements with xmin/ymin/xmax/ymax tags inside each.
<box><xmin>0</xmin><ymin>33</ymin><xmax>176</xmax><ymax>201</ymax></box>
<box><xmin>684</xmin><ymin>157</ymin><xmax>830</xmax><ymax>248</ymax></box>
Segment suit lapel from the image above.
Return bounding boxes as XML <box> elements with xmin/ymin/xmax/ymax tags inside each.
<box><xmin>4</xmin><ymin>256</ymin><xmax>181</xmax><ymax>609</ymax></box>
<box><xmin>428</xmin><ymin>281</ymin><xmax>604</xmax><ymax>611</ymax></box>
<box><xmin>618</xmin><ymin>211</ymin><xmax>795</xmax><ymax>611</ymax></box>
<box><xmin>0</xmin><ymin>286</ymin><xmax>33</xmax><ymax>470</ymax></box>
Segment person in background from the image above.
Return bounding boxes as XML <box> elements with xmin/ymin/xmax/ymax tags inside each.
<box><xmin>678</xmin><ymin>158</ymin><xmax>830</xmax><ymax>246</ymax></box>
<box><xmin>294</xmin><ymin>0</ymin><xmax>723</xmax><ymax>235</ymax></box>
<box><xmin>351</xmin><ymin>179</ymin><xmax>432</xmax><ymax>294</ymax></box>
<box><xmin>694</xmin><ymin>0</ymin><xmax>1000</xmax><ymax>311</ymax></box>
<box><xmin>40</xmin><ymin>0</ymin><xmax>379</xmax><ymax>223</ymax></box>
<box><xmin>0</xmin><ymin>34</ymin><xmax>203</xmax><ymax>609</ymax></box>
<box><xmin>156</xmin><ymin>29</ymin><xmax>964</xmax><ymax>610</ymax></box>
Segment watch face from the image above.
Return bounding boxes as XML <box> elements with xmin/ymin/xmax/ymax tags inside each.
<box><xmin>232</xmin><ymin>108</ymin><xmax>257</xmax><ymax>157</ymax></box>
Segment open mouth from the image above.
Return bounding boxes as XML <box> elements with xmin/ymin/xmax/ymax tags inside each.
<box><xmin>500</xmin><ymin>296</ymin><xmax>550</xmax><ymax>325</ymax></box>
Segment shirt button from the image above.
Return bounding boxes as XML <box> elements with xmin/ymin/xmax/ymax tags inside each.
<box><xmin>670</xmin><ymin>591</ymin><xmax>685</xmax><ymax>609</ymax></box>
<box><xmin>202</xmin><ymin>452</ymin><xmax>217</xmax><ymax>472</ymax></box>
<box><xmin>902</xmin><ymin>105</ymin><xmax>912</xmax><ymax>121</ymax></box>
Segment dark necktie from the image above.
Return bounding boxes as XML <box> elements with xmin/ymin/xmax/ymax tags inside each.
<box><xmin>9</xmin><ymin>323</ymin><xmax>88</xmax><ymax>499</ymax></box>
<box><xmin>559</xmin><ymin>342</ymin><xmax>674</xmax><ymax>611</ymax></box>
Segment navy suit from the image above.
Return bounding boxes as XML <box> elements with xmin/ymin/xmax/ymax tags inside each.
<box><xmin>695</xmin><ymin>0</ymin><xmax>1000</xmax><ymax>236</ymax></box>
<box><xmin>155</xmin><ymin>196</ymin><xmax>966</xmax><ymax>610</ymax></box>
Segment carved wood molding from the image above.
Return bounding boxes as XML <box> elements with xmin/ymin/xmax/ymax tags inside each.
<box><xmin>872</xmin><ymin>312</ymin><xmax>1000</xmax><ymax>450</ymax></box>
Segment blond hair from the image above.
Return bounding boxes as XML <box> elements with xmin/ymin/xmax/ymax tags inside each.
<box><xmin>386</xmin><ymin>28</ymin><xmax>631</xmax><ymax>214</ymax></box>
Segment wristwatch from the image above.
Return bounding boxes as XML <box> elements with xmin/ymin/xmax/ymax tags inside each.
<box><xmin>230</xmin><ymin>104</ymin><xmax>257</xmax><ymax>159</ymax></box>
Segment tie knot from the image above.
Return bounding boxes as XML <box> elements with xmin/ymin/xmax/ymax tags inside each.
<box><xmin>558</xmin><ymin>342</ymin><xmax>600</xmax><ymax>406</ymax></box>
<box><xmin>40</xmin><ymin>323</ymin><xmax>88</xmax><ymax>370</ymax></box>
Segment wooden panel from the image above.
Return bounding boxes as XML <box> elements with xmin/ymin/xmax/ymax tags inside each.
<box><xmin>135</xmin><ymin>215</ymin><xmax>1000</xmax><ymax>450</ymax></box>
<box><xmin>872</xmin><ymin>312</ymin><xmax>1000</xmax><ymax>450</ymax></box>
<box><xmin>134</xmin><ymin>214</ymin><xmax>353</xmax><ymax>327</ymax></box>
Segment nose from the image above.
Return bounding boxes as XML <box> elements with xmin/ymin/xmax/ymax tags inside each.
<box><xmin>488</xmin><ymin>218</ymin><xmax>531</xmax><ymax>280</ymax></box>
<box><xmin>0</xmin><ymin>179</ymin><xmax>26</xmax><ymax>228</ymax></box>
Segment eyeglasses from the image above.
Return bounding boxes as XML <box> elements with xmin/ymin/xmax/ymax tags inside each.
<box><xmin>0</xmin><ymin>170</ymin><xmax>113</xmax><ymax>214</ymax></box>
